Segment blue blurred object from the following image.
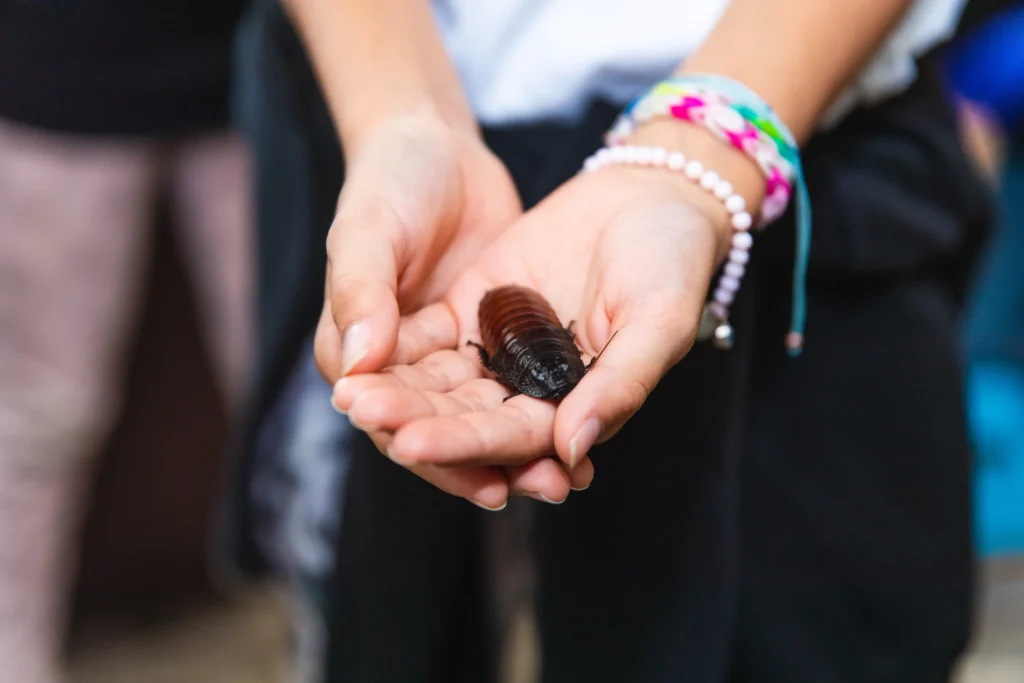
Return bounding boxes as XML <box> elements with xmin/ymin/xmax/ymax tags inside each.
<box><xmin>965</xmin><ymin>141</ymin><xmax>1024</xmax><ymax>557</ymax></box>
<box><xmin>967</xmin><ymin>145</ymin><xmax>1024</xmax><ymax>367</ymax></box>
<box><xmin>944</xmin><ymin>6</ymin><xmax>1024</xmax><ymax>556</ymax></box>
<box><xmin>944</xmin><ymin>2</ymin><xmax>1024</xmax><ymax>131</ymax></box>
<box><xmin>967</xmin><ymin>361</ymin><xmax>1024</xmax><ymax>555</ymax></box>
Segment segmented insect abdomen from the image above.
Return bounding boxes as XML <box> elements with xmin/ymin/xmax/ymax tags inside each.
<box><xmin>478</xmin><ymin>285</ymin><xmax>575</xmax><ymax>371</ymax></box>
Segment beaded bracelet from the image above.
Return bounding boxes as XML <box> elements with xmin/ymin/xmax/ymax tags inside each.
<box><xmin>605</xmin><ymin>74</ymin><xmax>812</xmax><ymax>356</ymax></box>
<box><xmin>607</xmin><ymin>82</ymin><xmax>795</xmax><ymax>227</ymax></box>
<box><xmin>582</xmin><ymin>144</ymin><xmax>753</xmax><ymax>349</ymax></box>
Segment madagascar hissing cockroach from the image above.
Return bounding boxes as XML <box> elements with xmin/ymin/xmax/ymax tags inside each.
<box><xmin>466</xmin><ymin>284</ymin><xmax>618</xmax><ymax>402</ymax></box>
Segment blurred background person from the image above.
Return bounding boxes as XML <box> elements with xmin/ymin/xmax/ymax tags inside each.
<box><xmin>940</xmin><ymin>0</ymin><xmax>1024</xmax><ymax>556</ymax></box>
<box><xmin>0</xmin><ymin>1</ymin><xmax>253</xmax><ymax>681</ymax></box>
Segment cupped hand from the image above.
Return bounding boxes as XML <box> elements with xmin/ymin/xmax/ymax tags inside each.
<box><xmin>314</xmin><ymin>114</ymin><xmax>593</xmax><ymax>510</ymax></box>
<box><xmin>331</xmin><ymin>159</ymin><xmax>738</xmax><ymax>497</ymax></box>
<box><xmin>313</xmin><ymin>114</ymin><xmax>521</xmax><ymax>380</ymax></box>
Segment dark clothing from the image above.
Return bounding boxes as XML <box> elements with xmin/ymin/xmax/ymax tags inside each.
<box><xmin>323</xmin><ymin>90</ymin><xmax>990</xmax><ymax>683</ymax></box>
<box><xmin>224</xmin><ymin>1</ymin><xmax>994</xmax><ymax>681</ymax></box>
<box><xmin>0</xmin><ymin>0</ymin><xmax>247</xmax><ymax>136</ymax></box>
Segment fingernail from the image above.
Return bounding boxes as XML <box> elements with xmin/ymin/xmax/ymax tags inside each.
<box><xmin>329</xmin><ymin>394</ymin><xmax>347</xmax><ymax>415</ymax></box>
<box><xmin>569</xmin><ymin>483</ymin><xmax>590</xmax><ymax>492</ymax></box>
<box><xmin>341</xmin><ymin>321</ymin><xmax>370</xmax><ymax>376</ymax></box>
<box><xmin>474</xmin><ymin>500</ymin><xmax>508</xmax><ymax>512</ymax></box>
<box><xmin>521</xmin><ymin>492</ymin><xmax>564</xmax><ymax>505</ymax></box>
<box><xmin>569</xmin><ymin>418</ymin><xmax>600</xmax><ymax>469</ymax></box>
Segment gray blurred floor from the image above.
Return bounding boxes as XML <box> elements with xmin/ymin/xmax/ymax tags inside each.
<box><xmin>68</xmin><ymin>557</ymin><xmax>1024</xmax><ymax>683</ymax></box>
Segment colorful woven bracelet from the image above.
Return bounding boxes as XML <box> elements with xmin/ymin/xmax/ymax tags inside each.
<box><xmin>605</xmin><ymin>74</ymin><xmax>812</xmax><ymax>356</ymax></box>
<box><xmin>607</xmin><ymin>81</ymin><xmax>795</xmax><ymax>227</ymax></box>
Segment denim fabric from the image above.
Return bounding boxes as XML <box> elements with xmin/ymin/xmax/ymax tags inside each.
<box><xmin>249</xmin><ymin>335</ymin><xmax>352</xmax><ymax>682</ymax></box>
<box><xmin>216</xmin><ymin>0</ymin><xmax>344</xmax><ymax>585</ymax></box>
<box><xmin>249</xmin><ymin>334</ymin><xmax>351</xmax><ymax>599</ymax></box>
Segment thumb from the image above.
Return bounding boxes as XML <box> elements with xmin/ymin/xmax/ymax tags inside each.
<box><xmin>553</xmin><ymin>319</ymin><xmax>695</xmax><ymax>468</ymax></box>
<box><xmin>324</xmin><ymin>202</ymin><xmax>404</xmax><ymax>379</ymax></box>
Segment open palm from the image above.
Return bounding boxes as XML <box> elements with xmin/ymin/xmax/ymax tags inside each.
<box><xmin>332</xmin><ymin>164</ymin><xmax>731</xmax><ymax>508</ymax></box>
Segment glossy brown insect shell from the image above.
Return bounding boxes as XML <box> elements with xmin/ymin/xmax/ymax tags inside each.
<box><xmin>467</xmin><ymin>285</ymin><xmax>617</xmax><ymax>402</ymax></box>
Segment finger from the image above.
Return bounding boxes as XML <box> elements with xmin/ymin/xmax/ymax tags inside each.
<box><xmin>506</xmin><ymin>459</ymin><xmax>570</xmax><ymax>503</ymax></box>
<box><xmin>506</xmin><ymin>455</ymin><xmax>594</xmax><ymax>502</ymax></box>
<box><xmin>567</xmin><ymin>455</ymin><xmax>595</xmax><ymax>491</ymax></box>
<box><xmin>346</xmin><ymin>378</ymin><xmax>506</xmax><ymax>432</ymax></box>
<box><xmin>361</xmin><ymin>427</ymin><xmax>511</xmax><ymax>511</ymax></box>
<box><xmin>331</xmin><ymin>349</ymin><xmax>485</xmax><ymax>413</ymax></box>
<box><xmin>386</xmin><ymin>303</ymin><xmax>460</xmax><ymax>367</ymax></box>
<box><xmin>387</xmin><ymin>394</ymin><xmax>559</xmax><ymax>467</ymax></box>
<box><xmin>361</xmin><ymin>407</ymin><xmax>578</xmax><ymax>506</ymax></box>
<box><xmin>315</xmin><ymin>262</ymin><xmax>344</xmax><ymax>383</ymax></box>
<box><xmin>325</xmin><ymin>201</ymin><xmax>403</xmax><ymax>379</ymax></box>
<box><xmin>414</xmin><ymin>463</ymin><xmax>510</xmax><ymax>511</ymax></box>
<box><xmin>314</xmin><ymin>298</ymin><xmax>344</xmax><ymax>385</ymax></box>
<box><xmin>554</xmin><ymin>322</ymin><xmax>693</xmax><ymax>468</ymax></box>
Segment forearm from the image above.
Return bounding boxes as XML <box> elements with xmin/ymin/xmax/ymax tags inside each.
<box><xmin>628</xmin><ymin>0</ymin><xmax>924</xmax><ymax>253</ymax></box>
<box><xmin>280</xmin><ymin>0</ymin><xmax>476</xmax><ymax>151</ymax></box>
<box><xmin>679</xmin><ymin>0</ymin><xmax>917</xmax><ymax>144</ymax></box>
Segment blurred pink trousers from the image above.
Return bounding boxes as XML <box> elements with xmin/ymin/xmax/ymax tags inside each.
<box><xmin>0</xmin><ymin>116</ymin><xmax>253</xmax><ymax>683</ymax></box>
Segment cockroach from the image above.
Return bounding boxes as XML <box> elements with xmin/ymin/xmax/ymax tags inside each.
<box><xmin>466</xmin><ymin>284</ymin><xmax>618</xmax><ymax>402</ymax></box>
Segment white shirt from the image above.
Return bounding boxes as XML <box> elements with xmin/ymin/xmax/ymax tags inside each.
<box><xmin>431</xmin><ymin>0</ymin><xmax>969</xmax><ymax>128</ymax></box>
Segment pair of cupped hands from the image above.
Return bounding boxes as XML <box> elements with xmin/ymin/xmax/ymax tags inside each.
<box><xmin>317</xmin><ymin>113</ymin><xmax>751</xmax><ymax>510</ymax></box>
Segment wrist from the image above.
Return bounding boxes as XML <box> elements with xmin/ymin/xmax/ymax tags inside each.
<box><xmin>283</xmin><ymin>0</ymin><xmax>479</xmax><ymax>156</ymax></box>
<box><xmin>340</xmin><ymin>97</ymin><xmax>479</xmax><ymax>160</ymax></box>
<box><xmin>623</xmin><ymin>119</ymin><xmax>766</xmax><ymax>261</ymax></box>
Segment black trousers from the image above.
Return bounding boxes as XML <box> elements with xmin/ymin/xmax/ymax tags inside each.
<box><xmin>226</xmin><ymin>3</ymin><xmax>995</xmax><ymax>680</ymax></box>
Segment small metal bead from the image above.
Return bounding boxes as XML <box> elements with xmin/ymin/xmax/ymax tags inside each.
<box><xmin>786</xmin><ymin>332</ymin><xmax>804</xmax><ymax>356</ymax></box>
<box><xmin>713</xmin><ymin>323</ymin><xmax>735</xmax><ymax>349</ymax></box>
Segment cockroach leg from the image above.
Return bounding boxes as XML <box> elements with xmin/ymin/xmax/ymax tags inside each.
<box><xmin>466</xmin><ymin>340</ymin><xmax>493</xmax><ymax>371</ymax></box>
<box><xmin>585</xmin><ymin>329</ymin><xmax>620</xmax><ymax>371</ymax></box>
<box><xmin>502</xmin><ymin>389</ymin><xmax>522</xmax><ymax>402</ymax></box>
